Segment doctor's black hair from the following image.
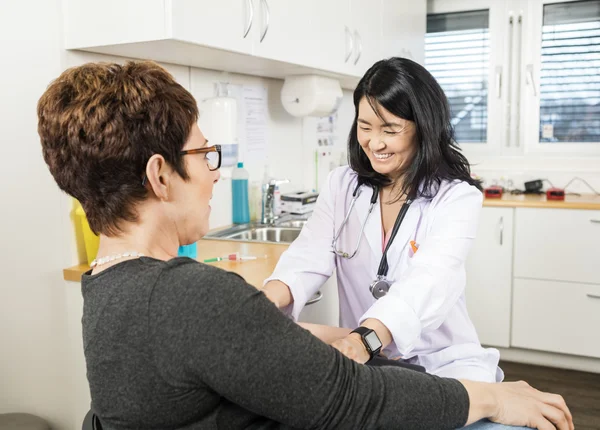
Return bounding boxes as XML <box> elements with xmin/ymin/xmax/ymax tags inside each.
<box><xmin>347</xmin><ymin>57</ymin><xmax>482</xmax><ymax>200</ymax></box>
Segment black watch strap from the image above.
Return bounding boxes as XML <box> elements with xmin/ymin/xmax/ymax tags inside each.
<box><xmin>350</xmin><ymin>327</ymin><xmax>382</xmax><ymax>361</ymax></box>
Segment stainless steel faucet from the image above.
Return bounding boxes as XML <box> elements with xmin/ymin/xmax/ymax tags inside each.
<box><xmin>261</xmin><ymin>179</ymin><xmax>289</xmax><ymax>225</ymax></box>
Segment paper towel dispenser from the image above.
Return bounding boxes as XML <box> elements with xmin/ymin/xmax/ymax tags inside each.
<box><xmin>281</xmin><ymin>75</ymin><xmax>343</xmax><ymax>117</ymax></box>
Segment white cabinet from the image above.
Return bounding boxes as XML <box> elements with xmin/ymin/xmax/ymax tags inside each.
<box><xmin>64</xmin><ymin>0</ymin><xmax>166</xmax><ymax>48</ymax></box>
<box><xmin>252</xmin><ymin>0</ymin><xmax>314</xmax><ymax>66</ymax></box>
<box><xmin>381</xmin><ymin>0</ymin><xmax>426</xmax><ymax>65</ymax></box>
<box><xmin>170</xmin><ymin>0</ymin><xmax>254</xmax><ymax>55</ymax></box>
<box><xmin>465</xmin><ymin>207</ymin><xmax>514</xmax><ymax>348</ymax></box>
<box><xmin>310</xmin><ymin>0</ymin><xmax>428</xmax><ymax>76</ymax></box>
<box><xmin>512</xmin><ymin>278</ymin><xmax>600</xmax><ymax>359</ymax></box>
<box><xmin>298</xmin><ymin>274</ymin><xmax>340</xmax><ymax>327</ymax></box>
<box><xmin>64</xmin><ymin>0</ymin><xmax>427</xmax><ymax>88</ymax></box>
<box><xmin>308</xmin><ymin>1</ymin><xmax>355</xmax><ymax>74</ymax></box>
<box><xmin>464</xmin><ymin>203</ymin><xmax>600</xmax><ymax>368</ymax></box>
<box><xmin>348</xmin><ymin>0</ymin><xmax>384</xmax><ymax>76</ymax></box>
<box><xmin>514</xmin><ymin>208</ymin><xmax>600</xmax><ymax>285</ymax></box>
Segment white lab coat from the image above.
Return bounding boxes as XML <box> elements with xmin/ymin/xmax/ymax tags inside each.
<box><xmin>266</xmin><ymin>166</ymin><xmax>503</xmax><ymax>382</ymax></box>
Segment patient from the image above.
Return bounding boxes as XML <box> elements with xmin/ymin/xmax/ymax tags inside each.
<box><xmin>37</xmin><ymin>60</ymin><xmax>573</xmax><ymax>430</ymax></box>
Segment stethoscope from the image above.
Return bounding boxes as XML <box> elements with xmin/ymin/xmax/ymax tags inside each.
<box><xmin>332</xmin><ymin>182</ymin><xmax>412</xmax><ymax>300</ymax></box>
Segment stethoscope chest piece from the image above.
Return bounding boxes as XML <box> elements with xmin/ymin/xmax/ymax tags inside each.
<box><xmin>369</xmin><ymin>277</ymin><xmax>391</xmax><ymax>299</ymax></box>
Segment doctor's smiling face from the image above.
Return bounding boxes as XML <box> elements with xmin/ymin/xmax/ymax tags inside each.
<box><xmin>357</xmin><ymin>97</ymin><xmax>417</xmax><ymax>182</ymax></box>
<box><xmin>348</xmin><ymin>57</ymin><xmax>479</xmax><ymax>202</ymax></box>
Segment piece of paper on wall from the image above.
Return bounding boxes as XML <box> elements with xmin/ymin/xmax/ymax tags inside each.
<box><xmin>316</xmin><ymin>112</ymin><xmax>338</xmax><ymax>147</ymax></box>
<box><xmin>227</xmin><ymin>84</ymin><xmax>268</xmax><ymax>165</ymax></box>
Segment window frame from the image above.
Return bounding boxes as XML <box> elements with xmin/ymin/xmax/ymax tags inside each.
<box><xmin>427</xmin><ymin>0</ymin><xmax>509</xmax><ymax>157</ymax></box>
<box><xmin>521</xmin><ymin>0</ymin><xmax>600</xmax><ymax>156</ymax></box>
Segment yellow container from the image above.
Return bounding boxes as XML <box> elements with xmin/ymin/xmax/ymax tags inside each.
<box><xmin>74</xmin><ymin>202</ymin><xmax>100</xmax><ymax>265</ymax></box>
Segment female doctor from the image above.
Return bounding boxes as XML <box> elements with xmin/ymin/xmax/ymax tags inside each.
<box><xmin>263</xmin><ymin>57</ymin><xmax>502</xmax><ymax>383</ymax></box>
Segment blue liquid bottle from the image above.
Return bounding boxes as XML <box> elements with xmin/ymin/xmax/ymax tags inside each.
<box><xmin>178</xmin><ymin>243</ymin><xmax>197</xmax><ymax>259</ymax></box>
<box><xmin>232</xmin><ymin>162</ymin><xmax>250</xmax><ymax>224</ymax></box>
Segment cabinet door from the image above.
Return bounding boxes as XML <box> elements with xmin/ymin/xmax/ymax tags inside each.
<box><xmin>381</xmin><ymin>0</ymin><xmax>426</xmax><ymax>65</ymax></box>
<box><xmin>512</xmin><ymin>278</ymin><xmax>600</xmax><ymax>359</ymax></box>
<box><xmin>65</xmin><ymin>0</ymin><xmax>166</xmax><ymax>48</ymax></box>
<box><xmin>252</xmin><ymin>0</ymin><xmax>314</xmax><ymax>66</ymax></box>
<box><xmin>349</xmin><ymin>0</ymin><xmax>383</xmax><ymax>76</ymax></box>
<box><xmin>169</xmin><ymin>0</ymin><xmax>253</xmax><ymax>55</ymax></box>
<box><xmin>465</xmin><ymin>207</ymin><xmax>514</xmax><ymax>348</ymax></box>
<box><xmin>514</xmin><ymin>208</ymin><xmax>600</xmax><ymax>284</ymax></box>
<box><xmin>308</xmin><ymin>0</ymin><xmax>355</xmax><ymax>74</ymax></box>
<box><xmin>298</xmin><ymin>274</ymin><xmax>340</xmax><ymax>327</ymax></box>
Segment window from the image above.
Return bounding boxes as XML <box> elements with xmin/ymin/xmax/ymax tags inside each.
<box><xmin>539</xmin><ymin>0</ymin><xmax>600</xmax><ymax>143</ymax></box>
<box><xmin>425</xmin><ymin>10</ymin><xmax>491</xmax><ymax>143</ymax></box>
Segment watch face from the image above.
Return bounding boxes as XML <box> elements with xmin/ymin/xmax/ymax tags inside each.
<box><xmin>365</xmin><ymin>331</ymin><xmax>382</xmax><ymax>351</ymax></box>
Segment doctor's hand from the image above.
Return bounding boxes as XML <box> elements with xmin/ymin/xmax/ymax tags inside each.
<box><xmin>261</xmin><ymin>280</ymin><xmax>293</xmax><ymax>309</ymax></box>
<box><xmin>331</xmin><ymin>333</ymin><xmax>370</xmax><ymax>364</ymax></box>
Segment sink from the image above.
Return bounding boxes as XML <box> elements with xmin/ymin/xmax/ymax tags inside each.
<box><xmin>276</xmin><ymin>219</ymin><xmax>307</xmax><ymax>228</ymax></box>
<box><xmin>204</xmin><ymin>220</ymin><xmax>306</xmax><ymax>244</ymax></box>
<box><xmin>225</xmin><ymin>227</ymin><xmax>301</xmax><ymax>243</ymax></box>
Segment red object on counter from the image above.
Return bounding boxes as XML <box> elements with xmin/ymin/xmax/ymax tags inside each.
<box><xmin>546</xmin><ymin>188</ymin><xmax>565</xmax><ymax>201</ymax></box>
<box><xmin>484</xmin><ymin>186</ymin><xmax>503</xmax><ymax>199</ymax></box>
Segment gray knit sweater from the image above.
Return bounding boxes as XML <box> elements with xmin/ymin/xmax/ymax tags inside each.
<box><xmin>81</xmin><ymin>257</ymin><xmax>469</xmax><ymax>429</ymax></box>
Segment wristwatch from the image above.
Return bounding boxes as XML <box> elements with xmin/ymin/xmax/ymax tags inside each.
<box><xmin>350</xmin><ymin>327</ymin><xmax>382</xmax><ymax>362</ymax></box>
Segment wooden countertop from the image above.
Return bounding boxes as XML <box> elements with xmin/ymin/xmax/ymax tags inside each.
<box><xmin>64</xmin><ymin>240</ymin><xmax>288</xmax><ymax>285</ymax></box>
<box><xmin>64</xmin><ymin>193</ymin><xmax>600</xmax><ymax>282</ymax></box>
<box><xmin>483</xmin><ymin>193</ymin><xmax>600</xmax><ymax>210</ymax></box>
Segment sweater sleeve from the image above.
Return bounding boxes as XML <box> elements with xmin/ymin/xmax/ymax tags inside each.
<box><xmin>150</xmin><ymin>260</ymin><xmax>470</xmax><ymax>430</ymax></box>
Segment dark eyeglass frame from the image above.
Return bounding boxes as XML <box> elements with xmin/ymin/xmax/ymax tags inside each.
<box><xmin>180</xmin><ymin>144</ymin><xmax>222</xmax><ymax>171</ymax></box>
<box><xmin>142</xmin><ymin>144</ymin><xmax>222</xmax><ymax>186</ymax></box>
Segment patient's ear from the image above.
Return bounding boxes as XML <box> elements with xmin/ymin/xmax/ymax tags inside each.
<box><xmin>145</xmin><ymin>154</ymin><xmax>172</xmax><ymax>202</ymax></box>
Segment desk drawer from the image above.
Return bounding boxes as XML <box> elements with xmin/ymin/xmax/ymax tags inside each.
<box><xmin>514</xmin><ymin>208</ymin><xmax>600</xmax><ymax>284</ymax></box>
<box><xmin>512</xmin><ymin>278</ymin><xmax>600</xmax><ymax>358</ymax></box>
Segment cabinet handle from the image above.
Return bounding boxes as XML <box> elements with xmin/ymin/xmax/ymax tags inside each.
<box><xmin>243</xmin><ymin>0</ymin><xmax>254</xmax><ymax>39</ymax></box>
<box><xmin>306</xmin><ymin>291</ymin><xmax>323</xmax><ymax>306</ymax></box>
<box><xmin>526</xmin><ymin>64</ymin><xmax>537</xmax><ymax>97</ymax></box>
<box><xmin>344</xmin><ymin>26</ymin><xmax>354</xmax><ymax>63</ymax></box>
<box><xmin>499</xmin><ymin>216</ymin><xmax>504</xmax><ymax>246</ymax></box>
<box><xmin>591</xmin><ymin>219</ymin><xmax>600</xmax><ymax>224</ymax></box>
<box><xmin>513</xmin><ymin>13</ymin><xmax>523</xmax><ymax>148</ymax></box>
<box><xmin>495</xmin><ymin>66</ymin><xmax>502</xmax><ymax>99</ymax></box>
<box><xmin>259</xmin><ymin>0</ymin><xmax>270</xmax><ymax>43</ymax></box>
<box><xmin>587</xmin><ymin>293</ymin><xmax>600</xmax><ymax>300</ymax></box>
<box><xmin>353</xmin><ymin>30</ymin><xmax>362</xmax><ymax>65</ymax></box>
<box><xmin>505</xmin><ymin>13</ymin><xmax>514</xmax><ymax>147</ymax></box>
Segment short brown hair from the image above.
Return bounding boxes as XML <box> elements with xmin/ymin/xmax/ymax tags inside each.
<box><xmin>37</xmin><ymin>61</ymin><xmax>198</xmax><ymax>235</ymax></box>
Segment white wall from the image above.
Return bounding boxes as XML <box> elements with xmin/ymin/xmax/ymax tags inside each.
<box><xmin>0</xmin><ymin>0</ymin><xmax>72</xmax><ymax>429</ymax></box>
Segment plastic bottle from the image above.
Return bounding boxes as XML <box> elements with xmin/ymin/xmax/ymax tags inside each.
<box><xmin>74</xmin><ymin>200</ymin><xmax>100</xmax><ymax>266</ymax></box>
<box><xmin>178</xmin><ymin>243</ymin><xmax>197</xmax><ymax>259</ymax></box>
<box><xmin>249</xmin><ymin>181</ymin><xmax>261</xmax><ymax>222</ymax></box>
<box><xmin>232</xmin><ymin>162</ymin><xmax>250</xmax><ymax>224</ymax></box>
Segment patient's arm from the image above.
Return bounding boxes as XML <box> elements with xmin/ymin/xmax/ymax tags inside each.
<box><xmin>298</xmin><ymin>322</ymin><xmax>351</xmax><ymax>345</ymax></box>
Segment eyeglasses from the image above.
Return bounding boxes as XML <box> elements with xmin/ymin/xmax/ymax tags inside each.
<box><xmin>141</xmin><ymin>144</ymin><xmax>222</xmax><ymax>186</ymax></box>
<box><xmin>181</xmin><ymin>144</ymin><xmax>222</xmax><ymax>171</ymax></box>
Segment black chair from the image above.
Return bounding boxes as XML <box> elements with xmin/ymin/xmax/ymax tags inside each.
<box><xmin>82</xmin><ymin>410</ymin><xmax>102</xmax><ymax>430</ymax></box>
